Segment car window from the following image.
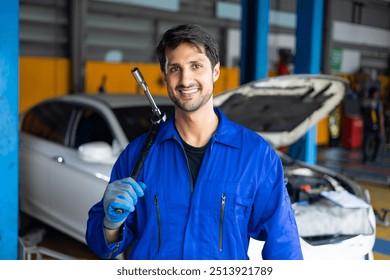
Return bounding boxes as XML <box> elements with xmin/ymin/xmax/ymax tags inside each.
<box><xmin>114</xmin><ymin>105</ymin><xmax>174</xmax><ymax>141</ymax></box>
<box><xmin>74</xmin><ymin>108</ymin><xmax>114</xmax><ymax>148</ymax></box>
<box><xmin>21</xmin><ymin>101</ymin><xmax>73</xmax><ymax>145</ymax></box>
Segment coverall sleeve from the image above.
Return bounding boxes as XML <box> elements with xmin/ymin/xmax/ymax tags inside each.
<box><xmin>249</xmin><ymin>148</ymin><xmax>303</xmax><ymax>260</ymax></box>
<box><xmin>85</xmin><ymin>137</ymin><xmax>145</xmax><ymax>259</ymax></box>
<box><xmin>85</xmin><ymin>200</ymin><xmax>135</xmax><ymax>259</ymax></box>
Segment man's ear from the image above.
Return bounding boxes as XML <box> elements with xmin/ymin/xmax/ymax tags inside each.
<box><xmin>161</xmin><ymin>71</ymin><xmax>167</xmax><ymax>83</ymax></box>
<box><xmin>213</xmin><ymin>62</ymin><xmax>221</xmax><ymax>82</ymax></box>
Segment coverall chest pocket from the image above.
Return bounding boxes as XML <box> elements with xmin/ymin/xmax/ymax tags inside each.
<box><xmin>225</xmin><ymin>192</ymin><xmax>253</xmax><ymax>221</ymax></box>
<box><xmin>201</xmin><ymin>179</ymin><xmax>254</xmax><ymax>219</ymax></box>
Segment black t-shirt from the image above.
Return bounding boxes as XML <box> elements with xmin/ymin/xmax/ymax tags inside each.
<box><xmin>181</xmin><ymin>140</ymin><xmax>208</xmax><ymax>184</ymax></box>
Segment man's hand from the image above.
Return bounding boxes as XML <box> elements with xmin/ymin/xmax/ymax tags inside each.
<box><xmin>103</xmin><ymin>177</ymin><xmax>146</xmax><ymax>230</ymax></box>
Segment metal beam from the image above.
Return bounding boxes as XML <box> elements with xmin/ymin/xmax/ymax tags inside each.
<box><xmin>321</xmin><ymin>0</ymin><xmax>334</xmax><ymax>74</ymax></box>
<box><xmin>295</xmin><ymin>0</ymin><xmax>324</xmax><ymax>74</ymax></box>
<box><xmin>240</xmin><ymin>0</ymin><xmax>270</xmax><ymax>84</ymax></box>
<box><xmin>70</xmin><ymin>0</ymin><xmax>87</xmax><ymax>93</ymax></box>
<box><xmin>0</xmin><ymin>0</ymin><xmax>19</xmax><ymax>260</ymax></box>
<box><xmin>288</xmin><ymin>0</ymin><xmax>324</xmax><ymax>165</ymax></box>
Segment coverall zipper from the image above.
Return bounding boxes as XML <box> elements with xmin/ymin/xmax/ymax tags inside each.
<box><xmin>154</xmin><ymin>195</ymin><xmax>161</xmax><ymax>252</ymax></box>
<box><xmin>219</xmin><ymin>193</ymin><xmax>226</xmax><ymax>251</ymax></box>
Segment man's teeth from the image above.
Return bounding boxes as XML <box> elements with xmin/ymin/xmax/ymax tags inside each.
<box><xmin>180</xmin><ymin>88</ymin><xmax>198</xmax><ymax>94</ymax></box>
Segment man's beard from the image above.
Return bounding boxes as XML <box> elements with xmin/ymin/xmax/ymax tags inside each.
<box><xmin>170</xmin><ymin>89</ymin><xmax>213</xmax><ymax>112</ymax></box>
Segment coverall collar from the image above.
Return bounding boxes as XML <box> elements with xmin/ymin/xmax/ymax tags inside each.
<box><xmin>156</xmin><ymin>107</ymin><xmax>241</xmax><ymax>150</ymax></box>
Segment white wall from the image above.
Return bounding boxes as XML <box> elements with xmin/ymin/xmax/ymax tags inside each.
<box><xmin>333</xmin><ymin>21</ymin><xmax>390</xmax><ymax>49</ymax></box>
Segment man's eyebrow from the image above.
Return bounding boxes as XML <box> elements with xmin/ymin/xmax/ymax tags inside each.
<box><xmin>168</xmin><ymin>58</ymin><xmax>207</xmax><ymax>66</ymax></box>
<box><xmin>167</xmin><ymin>62</ymin><xmax>180</xmax><ymax>66</ymax></box>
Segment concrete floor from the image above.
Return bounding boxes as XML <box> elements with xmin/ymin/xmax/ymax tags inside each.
<box><xmin>317</xmin><ymin>146</ymin><xmax>390</xmax><ymax>187</ymax></box>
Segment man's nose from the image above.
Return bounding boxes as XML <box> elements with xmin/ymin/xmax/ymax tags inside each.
<box><xmin>179</xmin><ymin>68</ymin><xmax>193</xmax><ymax>86</ymax></box>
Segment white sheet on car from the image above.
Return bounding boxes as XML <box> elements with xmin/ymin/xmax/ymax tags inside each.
<box><xmin>293</xmin><ymin>198</ymin><xmax>375</xmax><ymax>237</ymax></box>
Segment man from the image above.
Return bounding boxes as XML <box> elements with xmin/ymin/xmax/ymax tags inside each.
<box><xmin>86</xmin><ymin>23</ymin><xmax>303</xmax><ymax>260</ymax></box>
<box><xmin>361</xmin><ymin>86</ymin><xmax>385</xmax><ymax>163</ymax></box>
<box><xmin>277</xmin><ymin>49</ymin><xmax>290</xmax><ymax>76</ymax></box>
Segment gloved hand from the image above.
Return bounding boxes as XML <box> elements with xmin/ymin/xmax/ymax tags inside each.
<box><xmin>103</xmin><ymin>177</ymin><xmax>146</xmax><ymax>230</ymax></box>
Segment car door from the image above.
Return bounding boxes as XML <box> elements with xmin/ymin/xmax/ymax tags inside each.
<box><xmin>47</xmin><ymin>105</ymin><xmax>115</xmax><ymax>243</ymax></box>
<box><xmin>19</xmin><ymin>101</ymin><xmax>75</xmax><ymax>227</ymax></box>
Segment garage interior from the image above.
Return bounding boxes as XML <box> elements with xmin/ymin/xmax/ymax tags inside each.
<box><xmin>1</xmin><ymin>0</ymin><xmax>390</xmax><ymax>261</ymax></box>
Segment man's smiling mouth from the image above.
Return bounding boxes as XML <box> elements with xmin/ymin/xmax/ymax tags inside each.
<box><xmin>179</xmin><ymin>88</ymin><xmax>199</xmax><ymax>94</ymax></box>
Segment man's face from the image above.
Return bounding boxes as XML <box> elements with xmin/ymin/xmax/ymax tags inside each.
<box><xmin>164</xmin><ymin>43</ymin><xmax>220</xmax><ymax>112</ymax></box>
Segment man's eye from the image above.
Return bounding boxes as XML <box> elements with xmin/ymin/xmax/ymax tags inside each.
<box><xmin>193</xmin><ymin>64</ymin><xmax>201</xmax><ymax>69</ymax></box>
<box><xmin>169</xmin><ymin>67</ymin><xmax>180</xmax><ymax>73</ymax></box>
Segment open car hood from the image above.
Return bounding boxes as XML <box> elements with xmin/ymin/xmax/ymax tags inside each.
<box><xmin>214</xmin><ymin>74</ymin><xmax>348</xmax><ymax>148</ymax></box>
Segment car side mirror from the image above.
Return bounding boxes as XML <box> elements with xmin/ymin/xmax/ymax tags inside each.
<box><xmin>78</xmin><ymin>141</ymin><xmax>117</xmax><ymax>165</ymax></box>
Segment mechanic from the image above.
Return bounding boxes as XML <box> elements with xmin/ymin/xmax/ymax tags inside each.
<box><xmin>361</xmin><ymin>85</ymin><xmax>385</xmax><ymax>163</ymax></box>
<box><xmin>85</xmin><ymin>23</ymin><xmax>303</xmax><ymax>260</ymax></box>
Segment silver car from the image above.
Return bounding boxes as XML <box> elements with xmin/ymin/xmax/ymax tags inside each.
<box><xmin>19</xmin><ymin>75</ymin><xmax>376</xmax><ymax>259</ymax></box>
<box><xmin>18</xmin><ymin>93</ymin><xmax>174</xmax><ymax>243</ymax></box>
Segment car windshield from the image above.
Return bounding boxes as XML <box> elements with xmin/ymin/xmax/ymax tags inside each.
<box><xmin>113</xmin><ymin>105</ymin><xmax>175</xmax><ymax>141</ymax></box>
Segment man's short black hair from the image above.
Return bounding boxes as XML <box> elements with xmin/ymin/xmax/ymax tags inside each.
<box><xmin>155</xmin><ymin>23</ymin><xmax>220</xmax><ymax>73</ymax></box>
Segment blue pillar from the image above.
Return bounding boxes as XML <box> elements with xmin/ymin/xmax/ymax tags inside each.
<box><xmin>240</xmin><ymin>0</ymin><xmax>269</xmax><ymax>84</ymax></box>
<box><xmin>0</xmin><ymin>1</ymin><xmax>19</xmax><ymax>259</ymax></box>
<box><xmin>288</xmin><ymin>0</ymin><xmax>323</xmax><ymax>164</ymax></box>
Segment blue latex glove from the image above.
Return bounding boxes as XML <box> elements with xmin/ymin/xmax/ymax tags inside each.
<box><xmin>103</xmin><ymin>177</ymin><xmax>146</xmax><ymax>230</ymax></box>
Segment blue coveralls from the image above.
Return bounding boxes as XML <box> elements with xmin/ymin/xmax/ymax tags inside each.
<box><xmin>86</xmin><ymin>108</ymin><xmax>303</xmax><ymax>260</ymax></box>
